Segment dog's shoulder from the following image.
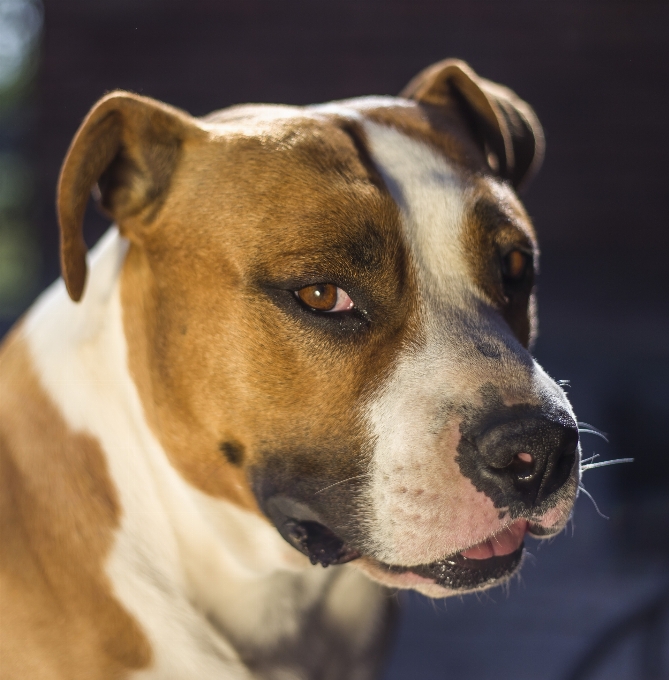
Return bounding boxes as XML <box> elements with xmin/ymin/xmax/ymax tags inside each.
<box><xmin>0</xmin><ymin>329</ymin><xmax>152</xmax><ymax>679</ymax></box>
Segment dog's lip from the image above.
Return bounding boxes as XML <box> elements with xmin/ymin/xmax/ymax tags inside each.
<box><xmin>459</xmin><ymin>519</ymin><xmax>528</xmax><ymax>559</ymax></box>
<box><xmin>527</xmin><ymin>520</ymin><xmax>563</xmax><ymax>538</ymax></box>
<box><xmin>369</xmin><ymin>520</ymin><xmax>528</xmax><ymax>590</ymax></box>
<box><xmin>398</xmin><ymin>519</ymin><xmax>528</xmax><ymax>566</ymax></box>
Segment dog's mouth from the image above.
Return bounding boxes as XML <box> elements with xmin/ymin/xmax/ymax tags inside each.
<box><xmin>375</xmin><ymin>520</ymin><xmax>527</xmax><ymax>591</ymax></box>
<box><xmin>278</xmin><ymin>518</ymin><xmax>363</xmax><ymax>567</ymax></box>
<box><xmin>277</xmin><ymin>514</ymin><xmax>531</xmax><ymax>591</ymax></box>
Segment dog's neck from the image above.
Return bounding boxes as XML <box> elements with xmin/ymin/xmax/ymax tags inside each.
<box><xmin>21</xmin><ymin>227</ymin><xmax>384</xmax><ymax>677</ymax></box>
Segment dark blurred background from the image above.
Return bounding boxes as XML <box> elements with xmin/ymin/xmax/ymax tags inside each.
<box><xmin>1</xmin><ymin>1</ymin><xmax>667</xmax><ymax>678</ymax></box>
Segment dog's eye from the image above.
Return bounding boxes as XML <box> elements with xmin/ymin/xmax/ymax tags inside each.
<box><xmin>502</xmin><ymin>250</ymin><xmax>530</xmax><ymax>282</ymax></box>
<box><xmin>295</xmin><ymin>284</ymin><xmax>354</xmax><ymax>313</ymax></box>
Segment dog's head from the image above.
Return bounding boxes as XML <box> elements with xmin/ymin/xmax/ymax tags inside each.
<box><xmin>57</xmin><ymin>59</ymin><xmax>579</xmax><ymax>597</ymax></box>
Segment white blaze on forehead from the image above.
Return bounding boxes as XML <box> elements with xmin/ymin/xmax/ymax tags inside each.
<box><xmin>358</xmin><ymin>122</ymin><xmax>502</xmax><ymax>565</ymax></box>
<box><xmin>359</xmin><ymin>122</ymin><xmax>577</xmax><ymax>567</ymax></box>
<box><xmin>362</xmin><ymin>121</ymin><xmax>472</xmax><ymax>294</ymax></box>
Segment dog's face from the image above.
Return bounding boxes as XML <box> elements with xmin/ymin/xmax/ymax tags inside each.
<box><xmin>57</xmin><ymin>60</ymin><xmax>579</xmax><ymax>597</ymax></box>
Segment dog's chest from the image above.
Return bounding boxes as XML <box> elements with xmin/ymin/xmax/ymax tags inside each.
<box><xmin>120</xmin><ymin>563</ymin><xmax>388</xmax><ymax>680</ymax></box>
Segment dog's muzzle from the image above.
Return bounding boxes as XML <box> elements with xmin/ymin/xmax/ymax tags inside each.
<box><xmin>264</xmin><ymin>494</ymin><xmax>528</xmax><ymax>590</ymax></box>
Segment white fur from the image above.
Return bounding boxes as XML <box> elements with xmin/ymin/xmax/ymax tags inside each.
<box><xmin>362</xmin><ymin>122</ymin><xmax>472</xmax><ymax>300</ymax></box>
<box><xmin>23</xmin><ymin>228</ymin><xmax>383</xmax><ymax>678</ymax></box>
<box><xmin>361</xmin><ymin>124</ymin><xmax>575</xmax><ymax>566</ymax></box>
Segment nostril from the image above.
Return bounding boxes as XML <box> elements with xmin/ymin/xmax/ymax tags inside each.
<box><xmin>461</xmin><ymin>408</ymin><xmax>580</xmax><ymax>511</ymax></box>
<box><xmin>541</xmin><ymin>430</ymin><xmax>579</xmax><ymax>498</ymax></box>
<box><xmin>506</xmin><ymin>451</ymin><xmax>537</xmax><ymax>482</ymax></box>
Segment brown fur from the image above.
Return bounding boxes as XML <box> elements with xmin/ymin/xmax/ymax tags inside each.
<box><xmin>117</xmin><ymin>111</ymin><xmax>419</xmax><ymax>508</ymax></box>
<box><xmin>460</xmin><ymin>189</ymin><xmax>538</xmax><ymax>347</ymax></box>
<box><xmin>400</xmin><ymin>58</ymin><xmax>545</xmax><ymax>189</ymax></box>
<box><xmin>0</xmin><ymin>330</ymin><xmax>151</xmax><ymax>679</ymax></box>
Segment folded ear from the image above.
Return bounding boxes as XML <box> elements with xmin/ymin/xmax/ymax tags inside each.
<box><xmin>400</xmin><ymin>59</ymin><xmax>544</xmax><ymax>191</ymax></box>
<box><xmin>57</xmin><ymin>91</ymin><xmax>203</xmax><ymax>301</ymax></box>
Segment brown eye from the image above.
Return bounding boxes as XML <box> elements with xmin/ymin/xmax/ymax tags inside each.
<box><xmin>297</xmin><ymin>284</ymin><xmax>339</xmax><ymax>311</ymax></box>
<box><xmin>502</xmin><ymin>250</ymin><xmax>529</xmax><ymax>282</ymax></box>
<box><xmin>295</xmin><ymin>284</ymin><xmax>355</xmax><ymax>313</ymax></box>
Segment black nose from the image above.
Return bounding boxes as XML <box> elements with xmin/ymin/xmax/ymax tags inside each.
<box><xmin>473</xmin><ymin>411</ymin><xmax>579</xmax><ymax>508</ymax></box>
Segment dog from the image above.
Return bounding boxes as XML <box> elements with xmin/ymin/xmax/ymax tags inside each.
<box><xmin>0</xmin><ymin>59</ymin><xmax>580</xmax><ymax>679</ymax></box>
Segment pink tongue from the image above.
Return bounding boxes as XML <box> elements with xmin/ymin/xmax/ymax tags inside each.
<box><xmin>460</xmin><ymin>520</ymin><xmax>527</xmax><ymax>560</ymax></box>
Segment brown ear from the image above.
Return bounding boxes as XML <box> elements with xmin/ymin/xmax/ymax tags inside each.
<box><xmin>400</xmin><ymin>59</ymin><xmax>545</xmax><ymax>191</ymax></box>
<box><xmin>57</xmin><ymin>91</ymin><xmax>201</xmax><ymax>301</ymax></box>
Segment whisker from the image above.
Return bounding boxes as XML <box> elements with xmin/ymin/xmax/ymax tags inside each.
<box><xmin>581</xmin><ymin>454</ymin><xmax>600</xmax><ymax>464</ymax></box>
<box><xmin>557</xmin><ymin>380</ymin><xmax>571</xmax><ymax>387</ymax></box>
<box><xmin>581</xmin><ymin>458</ymin><xmax>634</xmax><ymax>471</ymax></box>
<box><xmin>578</xmin><ymin>429</ymin><xmax>609</xmax><ymax>443</ymax></box>
<box><xmin>578</xmin><ymin>421</ymin><xmax>604</xmax><ymax>431</ymax></box>
<box><xmin>577</xmin><ymin>422</ymin><xmax>609</xmax><ymax>442</ymax></box>
<box><xmin>578</xmin><ymin>485</ymin><xmax>609</xmax><ymax>519</ymax></box>
<box><xmin>314</xmin><ymin>473</ymin><xmax>371</xmax><ymax>496</ymax></box>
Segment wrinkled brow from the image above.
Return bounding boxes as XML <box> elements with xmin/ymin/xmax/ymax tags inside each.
<box><xmin>337</xmin><ymin>120</ymin><xmax>388</xmax><ymax>192</ymax></box>
<box><xmin>472</xmin><ymin>198</ymin><xmax>525</xmax><ymax>233</ymax></box>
